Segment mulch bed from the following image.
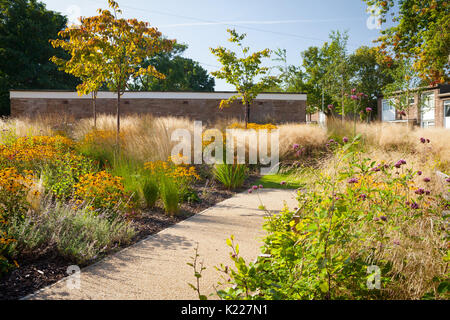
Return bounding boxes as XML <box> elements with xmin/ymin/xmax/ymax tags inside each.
<box><xmin>0</xmin><ymin>176</ymin><xmax>259</xmax><ymax>300</ymax></box>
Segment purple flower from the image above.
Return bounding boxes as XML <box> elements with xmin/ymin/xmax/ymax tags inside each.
<box><xmin>259</xmin><ymin>185</ymin><xmax>263</xmax><ymax>189</ymax></box>
<box><xmin>420</xmin><ymin>137</ymin><xmax>426</xmax><ymax>143</ymax></box>
<box><xmin>410</xmin><ymin>202</ymin><xmax>419</xmax><ymax>209</ymax></box>
<box><xmin>248</xmin><ymin>189</ymin><xmax>253</xmax><ymax>194</ymax></box>
<box><xmin>359</xmin><ymin>194</ymin><xmax>367</xmax><ymax>200</ymax></box>
<box><xmin>426</xmin><ymin>139</ymin><xmax>430</xmax><ymax>143</ymax></box>
<box><xmin>425</xmin><ymin>190</ymin><xmax>431</xmax><ymax>195</ymax></box>
<box><xmin>343</xmin><ymin>137</ymin><xmax>349</xmax><ymax>143</ymax></box>
<box><xmin>252</xmin><ymin>185</ymin><xmax>258</xmax><ymax>190</ymax></box>
<box><xmin>366</xmin><ymin>107</ymin><xmax>372</xmax><ymax>113</ymax></box>
<box><xmin>293</xmin><ymin>143</ymin><xmax>300</xmax><ymax>150</ymax></box>
<box><xmin>380</xmin><ymin>216</ymin><xmax>387</xmax><ymax>221</ymax></box>
<box><xmin>373</xmin><ymin>217</ymin><xmax>380</xmax><ymax>222</ymax></box>
<box><xmin>348</xmin><ymin>178</ymin><xmax>359</xmax><ymax>184</ymax></box>
<box><xmin>415</xmin><ymin>188</ymin><xmax>425</xmax><ymax>195</ymax></box>
<box><xmin>393</xmin><ymin>240</ymin><xmax>401</xmax><ymax>246</ymax></box>
<box><xmin>280</xmin><ymin>181</ymin><xmax>287</xmax><ymax>186</ymax></box>
<box><xmin>423</xmin><ymin>177</ymin><xmax>431</xmax><ymax>183</ymax></box>
<box><xmin>417</xmin><ymin>171</ymin><xmax>422</xmax><ymax>176</ymax></box>
<box><xmin>400</xmin><ymin>159</ymin><xmax>406</xmax><ymax>165</ymax></box>
<box><xmin>446</xmin><ymin>178</ymin><xmax>450</xmax><ymax>183</ymax></box>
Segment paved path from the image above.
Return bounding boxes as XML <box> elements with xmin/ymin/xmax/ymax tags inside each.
<box><xmin>26</xmin><ymin>189</ymin><xmax>298</xmax><ymax>300</ymax></box>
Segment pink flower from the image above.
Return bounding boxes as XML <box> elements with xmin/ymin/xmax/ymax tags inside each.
<box><xmin>293</xmin><ymin>143</ymin><xmax>299</xmax><ymax>150</ymax></box>
<box><xmin>343</xmin><ymin>137</ymin><xmax>349</xmax><ymax>143</ymax></box>
<box><xmin>348</xmin><ymin>178</ymin><xmax>358</xmax><ymax>184</ymax></box>
<box><xmin>351</xmin><ymin>95</ymin><xmax>358</xmax><ymax>100</ymax></box>
<box><xmin>351</xmin><ymin>88</ymin><xmax>356</xmax><ymax>94</ymax></box>
<box><xmin>366</xmin><ymin>107</ymin><xmax>372</xmax><ymax>112</ymax></box>
<box><xmin>328</xmin><ymin>104</ymin><xmax>334</xmax><ymax>110</ymax></box>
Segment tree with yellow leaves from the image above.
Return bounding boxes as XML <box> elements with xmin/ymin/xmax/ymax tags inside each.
<box><xmin>51</xmin><ymin>0</ymin><xmax>174</xmax><ymax>143</ymax></box>
<box><xmin>210</xmin><ymin>29</ymin><xmax>280</xmax><ymax>128</ymax></box>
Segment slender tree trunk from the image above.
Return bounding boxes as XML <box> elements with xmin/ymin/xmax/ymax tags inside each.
<box><xmin>92</xmin><ymin>92</ymin><xmax>97</xmax><ymax>129</ymax></box>
<box><xmin>244</xmin><ymin>101</ymin><xmax>250</xmax><ymax>129</ymax></box>
<box><xmin>116</xmin><ymin>89</ymin><xmax>121</xmax><ymax>147</ymax></box>
<box><xmin>341</xmin><ymin>84</ymin><xmax>345</xmax><ymax>123</ymax></box>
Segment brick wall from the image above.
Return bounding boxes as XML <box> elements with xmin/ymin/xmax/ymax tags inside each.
<box><xmin>10</xmin><ymin>92</ymin><xmax>307</xmax><ymax>124</ymax></box>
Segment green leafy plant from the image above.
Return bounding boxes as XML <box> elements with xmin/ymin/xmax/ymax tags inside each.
<box><xmin>141</xmin><ymin>177</ymin><xmax>159</xmax><ymax>208</ymax></box>
<box><xmin>213</xmin><ymin>164</ymin><xmax>247</xmax><ymax>190</ymax></box>
<box><xmin>6</xmin><ymin>199</ymin><xmax>135</xmax><ymax>265</ymax></box>
<box><xmin>159</xmin><ymin>176</ymin><xmax>180</xmax><ymax>215</ymax></box>
<box><xmin>41</xmin><ymin>153</ymin><xmax>93</xmax><ymax>199</ymax></box>
<box><xmin>215</xmin><ymin>136</ymin><xmax>449</xmax><ymax>300</ymax></box>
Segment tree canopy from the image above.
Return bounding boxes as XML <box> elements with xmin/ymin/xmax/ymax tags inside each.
<box><xmin>272</xmin><ymin>31</ymin><xmax>394</xmax><ymax>118</ymax></box>
<box><xmin>130</xmin><ymin>43</ymin><xmax>215</xmax><ymax>92</ymax></box>
<box><xmin>363</xmin><ymin>0</ymin><xmax>450</xmax><ymax>84</ymax></box>
<box><xmin>210</xmin><ymin>29</ymin><xmax>280</xmax><ymax>128</ymax></box>
<box><xmin>0</xmin><ymin>0</ymin><xmax>79</xmax><ymax>115</ymax></box>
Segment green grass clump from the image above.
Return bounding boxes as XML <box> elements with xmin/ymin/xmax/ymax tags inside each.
<box><xmin>159</xmin><ymin>176</ymin><xmax>180</xmax><ymax>215</ymax></box>
<box><xmin>141</xmin><ymin>177</ymin><xmax>159</xmax><ymax>208</ymax></box>
<box><xmin>213</xmin><ymin>164</ymin><xmax>247</xmax><ymax>190</ymax></box>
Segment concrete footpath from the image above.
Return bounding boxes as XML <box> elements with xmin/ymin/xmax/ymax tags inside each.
<box><xmin>26</xmin><ymin>189</ymin><xmax>298</xmax><ymax>300</ymax></box>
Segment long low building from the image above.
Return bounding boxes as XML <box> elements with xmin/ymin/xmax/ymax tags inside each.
<box><xmin>9</xmin><ymin>91</ymin><xmax>307</xmax><ymax>124</ymax></box>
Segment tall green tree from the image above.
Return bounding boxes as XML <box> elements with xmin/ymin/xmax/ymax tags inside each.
<box><xmin>131</xmin><ymin>43</ymin><xmax>215</xmax><ymax>92</ymax></box>
<box><xmin>56</xmin><ymin>0</ymin><xmax>174</xmax><ymax>144</ymax></box>
<box><xmin>51</xmin><ymin>15</ymin><xmax>109</xmax><ymax>128</ymax></box>
<box><xmin>382</xmin><ymin>58</ymin><xmax>425</xmax><ymax>120</ymax></box>
<box><xmin>0</xmin><ymin>0</ymin><xmax>79</xmax><ymax>115</ymax></box>
<box><xmin>210</xmin><ymin>29</ymin><xmax>280</xmax><ymax>128</ymax></box>
<box><xmin>349</xmin><ymin>46</ymin><xmax>395</xmax><ymax>112</ymax></box>
<box><xmin>363</xmin><ymin>0</ymin><xmax>450</xmax><ymax>84</ymax></box>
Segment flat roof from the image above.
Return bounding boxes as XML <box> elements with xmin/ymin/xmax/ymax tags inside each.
<box><xmin>10</xmin><ymin>91</ymin><xmax>306</xmax><ymax>101</ymax></box>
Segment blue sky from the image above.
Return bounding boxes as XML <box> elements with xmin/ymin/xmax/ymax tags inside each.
<box><xmin>41</xmin><ymin>0</ymin><xmax>388</xmax><ymax>90</ymax></box>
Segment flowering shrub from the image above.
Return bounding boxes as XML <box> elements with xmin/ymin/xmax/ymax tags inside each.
<box><xmin>228</xmin><ymin>123</ymin><xmax>277</xmax><ymax>131</ymax></box>
<box><xmin>144</xmin><ymin>159</ymin><xmax>200</xmax><ymax>213</ymax></box>
<box><xmin>41</xmin><ymin>153</ymin><xmax>94</xmax><ymax>200</ymax></box>
<box><xmin>0</xmin><ymin>136</ymin><xmax>73</xmax><ymax>165</ymax></box>
<box><xmin>0</xmin><ymin>167</ymin><xmax>34</xmax><ymax>276</ymax></box>
<box><xmin>0</xmin><ymin>167</ymin><xmax>33</xmax><ymax>219</ymax></box>
<box><xmin>216</xmin><ymin>136</ymin><xmax>449</xmax><ymax>300</ymax></box>
<box><xmin>74</xmin><ymin>171</ymin><xmax>132</xmax><ymax>214</ymax></box>
<box><xmin>144</xmin><ymin>160</ymin><xmax>200</xmax><ymax>184</ymax></box>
